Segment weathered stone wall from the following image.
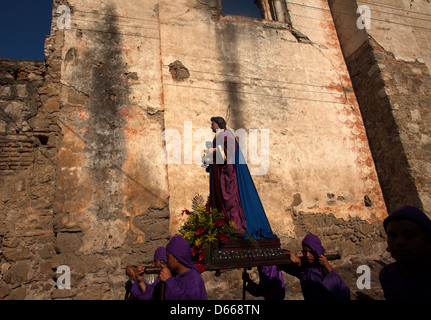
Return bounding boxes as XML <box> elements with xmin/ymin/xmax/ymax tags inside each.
<box><xmin>0</xmin><ymin>58</ymin><xmax>60</xmax><ymax>299</ymax></box>
<box><xmin>161</xmin><ymin>0</ymin><xmax>390</xmax><ymax>299</ymax></box>
<box><xmin>1</xmin><ymin>0</ymin><xmax>172</xmax><ymax>300</ymax></box>
<box><xmin>162</xmin><ymin>0</ymin><xmax>387</xmax><ymax>251</ymax></box>
<box><xmin>49</xmin><ymin>0</ymin><xmax>171</xmax><ymax>299</ymax></box>
<box><xmin>329</xmin><ymin>0</ymin><xmax>431</xmax><ymax>215</ymax></box>
<box><xmin>1</xmin><ymin>0</ymin><xmax>416</xmax><ymax>300</ymax></box>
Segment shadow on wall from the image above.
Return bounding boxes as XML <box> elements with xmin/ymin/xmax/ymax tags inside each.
<box><xmin>82</xmin><ymin>4</ymin><xmax>128</xmax><ymax>221</ymax></box>
<box><xmin>215</xmin><ymin>21</ymin><xmax>246</xmax><ymax>130</ymax></box>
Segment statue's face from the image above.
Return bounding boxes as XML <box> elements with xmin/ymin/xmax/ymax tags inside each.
<box><xmin>211</xmin><ymin>121</ymin><xmax>219</xmax><ymax>132</ymax></box>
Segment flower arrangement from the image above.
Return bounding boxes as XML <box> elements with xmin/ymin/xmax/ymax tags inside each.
<box><xmin>178</xmin><ymin>194</ymin><xmax>245</xmax><ymax>263</ymax></box>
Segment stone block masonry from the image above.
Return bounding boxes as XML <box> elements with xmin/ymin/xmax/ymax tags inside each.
<box><xmin>329</xmin><ymin>0</ymin><xmax>431</xmax><ymax>215</ymax></box>
<box><xmin>0</xmin><ymin>59</ymin><xmax>56</xmax><ymax>172</ymax></box>
<box><xmin>4</xmin><ymin>0</ymin><xmax>431</xmax><ymax>300</ymax></box>
<box><xmin>0</xmin><ymin>58</ymin><xmax>60</xmax><ymax>299</ymax></box>
<box><xmin>344</xmin><ymin>38</ymin><xmax>431</xmax><ymax>214</ymax></box>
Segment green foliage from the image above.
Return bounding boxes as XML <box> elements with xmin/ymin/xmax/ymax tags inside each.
<box><xmin>178</xmin><ymin>194</ymin><xmax>246</xmax><ymax>263</ymax></box>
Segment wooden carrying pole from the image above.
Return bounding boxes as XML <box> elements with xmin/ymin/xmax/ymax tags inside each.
<box><xmin>159</xmin><ymin>281</ymin><xmax>165</xmax><ymax>300</ymax></box>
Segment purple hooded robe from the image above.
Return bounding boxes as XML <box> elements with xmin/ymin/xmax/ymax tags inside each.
<box><xmin>130</xmin><ymin>247</ymin><xmax>167</xmax><ymax>300</ymax></box>
<box><xmin>258</xmin><ymin>265</ymin><xmax>286</xmax><ymax>300</ymax></box>
<box><xmin>280</xmin><ymin>234</ymin><xmax>350</xmax><ymax>300</ymax></box>
<box><xmin>130</xmin><ymin>238</ymin><xmax>207</xmax><ymax>300</ymax></box>
<box><xmin>379</xmin><ymin>206</ymin><xmax>431</xmax><ymax>300</ymax></box>
<box><xmin>164</xmin><ymin>236</ymin><xmax>207</xmax><ymax>300</ymax></box>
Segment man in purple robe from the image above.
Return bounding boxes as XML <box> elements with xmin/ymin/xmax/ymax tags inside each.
<box><xmin>160</xmin><ymin>236</ymin><xmax>207</xmax><ymax>300</ymax></box>
<box><xmin>243</xmin><ymin>265</ymin><xmax>286</xmax><ymax>300</ymax></box>
<box><xmin>279</xmin><ymin>234</ymin><xmax>350</xmax><ymax>300</ymax></box>
<box><xmin>127</xmin><ymin>237</ymin><xmax>207</xmax><ymax>300</ymax></box>
<box><xmin>126</xmin><ymin>246</ymin><xmax>167</xmax><ymax>300</ymax></box>
<box><xmin>379</xmin><ymin>206</ymin><xmax>431</xmax><ymax>300</ymax></box>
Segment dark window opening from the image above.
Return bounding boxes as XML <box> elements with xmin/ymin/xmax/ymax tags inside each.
<box><xmin>221</xmin><ymin>0</ymin><xmax>263</xmax><ymax>19</ymax></box>
<box><xmin>221</xmin><ymin>0</ymin><xmax>292</xmax><ymax>25</ymax></box>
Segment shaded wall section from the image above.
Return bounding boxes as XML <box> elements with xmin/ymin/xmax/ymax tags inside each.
<box><xmin>329</xmin><ymin>0</ymin><xmax>431</xmax><ymax>215</ymax></box>
<box><xmin>51</xmin><ymin>0</ymin><xmax>170</xmax><ymax>299</ymax></box>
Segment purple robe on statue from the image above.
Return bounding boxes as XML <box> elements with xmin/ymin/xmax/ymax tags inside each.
<box><xmin>209</xmin><ymin>129</ymin><xmax>247</xmax><ymax>232</ymax></box>
<box><xmin>209</xmin><ymin>129</ymin><xmax>285</xmax><ymax>299</ymax></box>
<box><xmin>280</xmin><ymin>234</ymin><xmax>350</xmax><ymax>300</ymax></box>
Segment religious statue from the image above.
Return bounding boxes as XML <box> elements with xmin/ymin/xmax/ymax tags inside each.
<box><xmin>204</xmin><ymin>116</ymin><xmax>276</xmax><ymax>240</ymax></box>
